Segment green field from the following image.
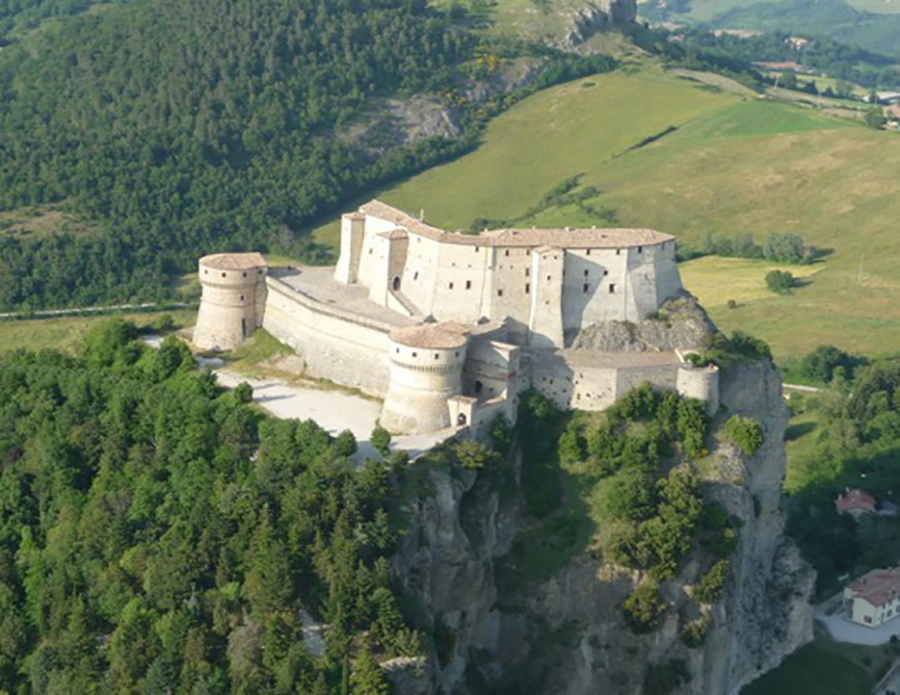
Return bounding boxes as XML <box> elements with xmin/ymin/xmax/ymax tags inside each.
<box><xmin>318</xmin><ymin>65</ymin><xmax>900</xmax><ymax>359</ymax></box>
<box><xmin>0</xmin><ymin>310</ymin><xmax>197</xmax><ymax>354</ymax></box>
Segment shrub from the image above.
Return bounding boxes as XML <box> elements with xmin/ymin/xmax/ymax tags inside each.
<box><xmin>489</xmin><ymin>414</ymin><xmax>513</xmax><ymax>457</ymax></box>
<box><xmin>334</xmin><ymin>429</ymin><xmax>358</xmax><ymax>457</ymax></box>
<box><xmin>724</xmin><ymin>415</ymin><xmax>765</xmax><ymax>457</ymax></box>
<box><xmin>726</xmin><ymin>299</ymin><xmax>738</xmax><ymax>310</ymax></box>
<box><xmin>599</xmin><ymin>468</ymin><xmax>657</xmax><ymax>521</ymax></box>
<box><xmin>622</xmin><ymin>582</ymin><xmax>668</xmax><ymax>634</ymax></box>
<box><xmin>765</xmin><ymin>269</ymin><xmax>796</xmax><ymax>294</ymax></box>
<box><xmin>680</xmin><ymin>618</ymin><xmax>709</xmax><ymax>649</ymax></box>
<box><xmin>694</xmin><ymin>560</ymin><xmax>730</xmax><ymax>604</ymax></box>
<box><xmin>234</xmin><ymin>382</ymin><xmax>253</xmax><ymax>404</ymax></box>
<box><xmin>453</xmin><ymin>439</ymin><xmax>495</xmax><ymax>469</ymax></box>
<box><xmin>371</xmin><ymin>425</ymin><xmax>392</xmax><ymax>456</ymax></box>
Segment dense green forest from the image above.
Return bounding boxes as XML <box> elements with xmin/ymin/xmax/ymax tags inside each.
<box><xmin>0</xmin><ymin>0</ymin><xmax>472</xmax><ymax>310</ymax></box>
<box><xmin>0</xmin><ymin>320</ymin><xmax>419</xmax><ymax>693</ymax></box>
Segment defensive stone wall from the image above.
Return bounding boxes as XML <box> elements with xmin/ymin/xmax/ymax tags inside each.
<box><xmin>262</xmin><ymin>278</ymin><xmax>392</xmax><ymax>396</ymax></box>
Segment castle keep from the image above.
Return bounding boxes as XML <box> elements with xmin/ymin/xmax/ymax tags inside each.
<box><xmin>194</xmin><ymin>201</ymin><xmax>719</xmax><ymax>434</ymax></box>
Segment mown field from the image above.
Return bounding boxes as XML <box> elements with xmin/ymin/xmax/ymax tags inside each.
<box><xmin>316</xmin><ymin>64</ymin><xmax>900</xmax><ymax>360</ymax></box>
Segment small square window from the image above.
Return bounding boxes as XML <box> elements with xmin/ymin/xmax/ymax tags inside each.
<box><xmin>434</xmin><ymin>353</ymin><xmax>439</xmax><ymax>360</ymax></box>
<box><xmin>412</xmin><ymin>352</ymin><xmax>417</xmax><ymax>358</ymax></box>
<box><xmin>466</xmin><ymin>280</ymin><xmax>472</xmax><ymax>290</ymax></box>
<box><xmin>616</xmin><ymin>249</ymin><xmax>621</xmax><ymax>256</ymax></box>
<box><xmin>240</xmin><ymin>295</ymin><xmax>245</xmax><ymax>301</ymax></box>
<box><xmin>242</xmin><ymin>272</ymin><xmax>247</xmax><ymax>277</ymax></box>
<box><xmin>414</xmin><ymin>271</ymin><xmax>419</xmax><ymax>280</ymax></box>
<box><xmin>604</xmin><ymin>270</ymin><xmax>609</xmax><ymax>276</ymax></box>
<box><xmin>584</xmin><ymin>269</ymin><xmax>589</xmax><ymax>277</ymax></box>
<box><xmin>583</xmin><ymin>283</ymin><xmax>589</xmax><ymax>293</ymax></box>
<box><xmin>638</xmin><ymin>246</ymin><xmax>643</xmax><ymax>253</ymax></box>
<box><xmin>609</xmin><ymin>284</ymin><xmax>616</xmax><ymax>294</ymax></box>
<box><xmin>525</xmin><ymin>268</ymin><xmax>530</xmax><ymax>277</ymax></box>
<box><xmin>498</xmin><ymin>289</ymin><xmax>504</xmax><ymax>297</ymax></box>
<box><xmin>449</xmin><ymin>282</ymin><xmax>454</xmax><ymax>289</ymax></box>
<box><xmin>586</xmin><ymin>249</ymin><xmax>591</xmax><ymax>256</ymax></box>
<box><xmin>221</xmin><ymin>272</ymin><xmax>226</xmax><ymax>278</ymax></box>
<box><xmin>505</xmin><ymin>250</ymin><xmax>510</xmax><ymax>257</ymax></box>
<box><xmin>525</xmin><ymin>283</ymin><xmax>530</xmax><ymax>294</ymax></box>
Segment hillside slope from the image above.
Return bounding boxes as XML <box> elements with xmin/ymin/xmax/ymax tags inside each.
<box><xmin>347</xmin><ymin>65</ymin><xmax>900</xmax><ymax>359</ymax></box>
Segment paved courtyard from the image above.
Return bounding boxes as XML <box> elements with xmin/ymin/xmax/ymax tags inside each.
<box><xmin>213</xmin><ymin>368</ymin><xmax>453</xmax><ymax>462</ymax></box>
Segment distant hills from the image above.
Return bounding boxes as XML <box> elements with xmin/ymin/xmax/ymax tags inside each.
<box><xmin>641</xmin><ymin>0</ymin><xmax>900</xmax><ymax>57</ymax></box>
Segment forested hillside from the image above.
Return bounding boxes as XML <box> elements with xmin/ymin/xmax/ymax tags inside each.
<box><xmin>0</xmin><ymin>0</ymin><xmax>471</xmax><ymax>309</ymax></box>
<box><xmin>0</xmin><ymin>320</ymin><xmax>416</xmax><ymax>693</ymax></box>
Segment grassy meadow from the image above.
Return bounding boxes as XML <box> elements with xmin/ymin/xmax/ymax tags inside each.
<box><xmin>741</xmin><ymin>630</ymin><xmax>883</xmax><ymax>695</ymax></box>
<box><xmin>0</xmin><ymin>310</ymin><xmax>197</xmax><ymax>354</ymax></box>
<box><xmin>316</xmin><ymin>64</ymin><xmax>900</xmax><ymax>360</ymax></box>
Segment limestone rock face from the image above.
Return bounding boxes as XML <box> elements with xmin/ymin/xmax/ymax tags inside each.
<box><xmin>571</xmin><ymin>292</ymin><xmax>718</xmax><ymax>353</ymax></box>
<box><xmin>559</xmin><ymin>0</ymin><xmax>638</xmax><ymax>51</ymax></box>
<box><xmin>390</xmin><ymin>359</ymin><xmax>814</xmax><ymax>695</ymax></box>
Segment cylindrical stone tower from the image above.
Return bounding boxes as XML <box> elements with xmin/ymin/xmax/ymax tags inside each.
<box><xmin>380</xmin><ymin>324</ymin><xmax>469</xmax><ymax>434</ymax></box>
<box><xmin>193</xmin><ymin>252</ymin><xmax>268</xmax><ymax>351</ymax></box>
<box><xmin>676</xmin><ymin>363</ymin><xmax>720</xmax><ymax>416</ymax></box>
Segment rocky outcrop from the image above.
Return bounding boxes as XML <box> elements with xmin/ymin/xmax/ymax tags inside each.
<box><xmin>570</xmin><ymin>292</ymin><xmax>718</xmax><ymax>353</ymax></box>
<box><xmin>559</xmin><ymin>0</ymin><xmax>638</xmax><ymax>51</ymax></box>
<box><xmin>341</xmin><ymin>57</ymin><xmax>544</xmax><ymax>162</ymax></box>
<box><xmin>390</xmin><ymin>358</ymin><xmax>814</xmax><ymax>695</ymax></box>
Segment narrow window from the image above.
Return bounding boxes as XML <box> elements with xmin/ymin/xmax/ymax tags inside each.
<box><xmin>466</xmin><ymin>280</ymin><xmax>472</xmax><ymax>290</ymax></box>
<box><xmin>638</xmin><ymin>246</ymin><xmax>643</xmax><ymax>253</ymax></box>
<box><xmin>474</xmin><ymin>381</ymin><xmax>483</xmax><ymax>394</ymax></box>
<box><xmin>525</xmin><ymin>268</ymin><xmax>530</xmax><ymax>277</ymax></box>
<box><xmin>609</xmin><ymin>284</ymin><xmax>616</xmax><ymax>294</ymax></box>
<box><xmin>221</xmin><ymin>272</ymin><xmax>226</xmax><ymax>278</ymax></box>
<box><xmin>475</xmin><ymin>246</ymin><xmax>480</xmax><ymax>252</ymax></box>
<box><xmin>604</xmin><ymin>270</ymin><xmax>609</xmax><ymax>276</ymax></box>
<box><xmin>584</xmin><ymin>269</ymin><xmax>589</xmax><ymax>277</ymax></box>
<box><xmin>616</xmin><ymin>249</ymin><xmax>621</xmax><ymax>256</ymax></box>
<box><xmin>240</xmin><ymin>295</ymin><xmax>245</xmax><ymax>302</ymax></box>
<box><xmin>258</xmin><ymin>269</ymin><xmax>263</xmax><ymax>275</ymax></box>
<box><xmin>369</xmin><ymin>248</ymin><xmax>373</xmax><ymax>254</ymax></box>
<box><xmin>434</xmin><ymin>353</ymin><xmax>439</xmax><ymax>360</ymax></box>
<box><xmin>449</xmin><ymin>282</ymin><xmax>454</xmax><ymax>290</ymax></box>
<box><xmin>241</xmin><ymin>318</ymin><xmax>247</xmax><ymax>337</ymax></box>
<box><xmin>583</xmin><ymin>283</ymin><xmax>589</xmax><ymax>293</ymax></box>
<box><xmin>505</xmin><ymin>249</ymin><xmax>510</xmax><ymax>257</ymax></box>
<box><xmin>396</xmin><ymin>347</ymin><xmax>400</xmax><ymax>354</ymax></box>
<box><xmin>497</xmin><ymin>289</ymin><xmax>504</xmax><ymax>297</ymax></box>
<box><xmin>525</xmin><ymin>283</ymin><xmax>530</xmax><ymax>294</ymax></box>
<box><xmin>242</xmin><ymin>272</ymin><xmax>247</xmax><ymax>278</ymax></box>
<box><xmin>414</xmin><ymin>271</ymin><xmax>419</xmax><ymax>280</ymax></box>
<box><xmin>586</xmin><ymin>249</ymin><xmax>591</xmax><ymax>256</ymax></box>
<box><xmin>546</xmin><ymin>275</ymin><xmax>551</xmax><ymax>281</ymax></box>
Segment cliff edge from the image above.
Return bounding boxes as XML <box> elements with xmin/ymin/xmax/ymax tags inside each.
<box><xmin>389</xmin><ymin>358</ymin><xmax>813</xmax><ymax>694</ymax></box>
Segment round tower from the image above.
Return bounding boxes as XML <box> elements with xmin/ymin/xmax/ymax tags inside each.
<box><xmin>379</xmin><ymin>324</ymin><xmax>469</xmax><ymax>434</ymax></box>
<box><xmin>676</xmin><ymin>362</ymin><xmax>720</xmax><ymax>416</ymax></box>
<box><xmin>193</xmin><ymin>253</ymin><xmax>268</xmax><ymax>351</ymax></box>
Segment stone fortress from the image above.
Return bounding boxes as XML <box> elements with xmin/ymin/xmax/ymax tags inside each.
<box><xmin>193</xmin><ymin>200</ymin><xmax>719</xmax><ymax>434</ymax></box>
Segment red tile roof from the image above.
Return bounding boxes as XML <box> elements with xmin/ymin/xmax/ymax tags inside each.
<box><xmin>836</xmin><ymin>489</ymin><xmax>877</xmax><ymax>513</ymax></box>
<box><xmin>848</xmin><ymin>568</ymin><xmax>900</xmax><ymax>608</ymax></box>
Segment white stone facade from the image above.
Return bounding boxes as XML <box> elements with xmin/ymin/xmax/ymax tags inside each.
<box><xmin>194</xmin><ymin>200</ymin><xmax>718</xmax><ymax>435</ymax></box>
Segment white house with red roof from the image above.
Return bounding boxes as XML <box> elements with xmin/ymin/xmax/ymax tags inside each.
<box><xmin>845</xmin><ymin>568</ymin><xmax>900</xmax><ymax>627</ymax></box>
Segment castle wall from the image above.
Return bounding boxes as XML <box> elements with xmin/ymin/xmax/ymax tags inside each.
<box><xmin>529</xmin><ymin>248</ymin><xmax>565</xmax><ymax>348</ymax></box>
<box><xmin>333</xmin><ymin>213</ymin><xmax>365</xmax><ymax>285</ymax></box>
<box><xmin>262</xmin><ymin>279</ymin><xmax>391</xmax><ymax>396</ymax></box>
<box><xmin>561</xmin><ymin>248</ymin><xmax>628</xmax><ymax>332</ymax></box>
<box><xmin>400</xmin><ymin>234</ymin><xmax>441</xmax><ymax>316</ymax></box>
<box><xmin>676</xmin><ymin>364</ymin><xmax>721</xmax><ymax>415</ymax></box>
<box><xmin>529</xmin><ymin>351</ymin><xmax>681</xmax><ymax>412</ymax></box>
<box><xmin>462</xmin><ymin>339</ymin><xmax>520</xmax><ymax>403</ymax></box>
<box><xmin>486</xmin><ymin>247</ymin><xmax>533</xmax><ymax>343</ymax></box>
<box><xmin>380</xmin><ymin>339</ymin><xmax>467</xmax><ymax>434</ymax></box>
<box><xmin>429</xmin><ymin>242</ymin><xmax>492</xmax><ymax>323</ymax></box>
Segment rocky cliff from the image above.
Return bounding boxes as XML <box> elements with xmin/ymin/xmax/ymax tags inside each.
<box><xmin>389</xmin><ymin>359</ymin><xmax>814</xmax><ymax>695</ymax></box>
